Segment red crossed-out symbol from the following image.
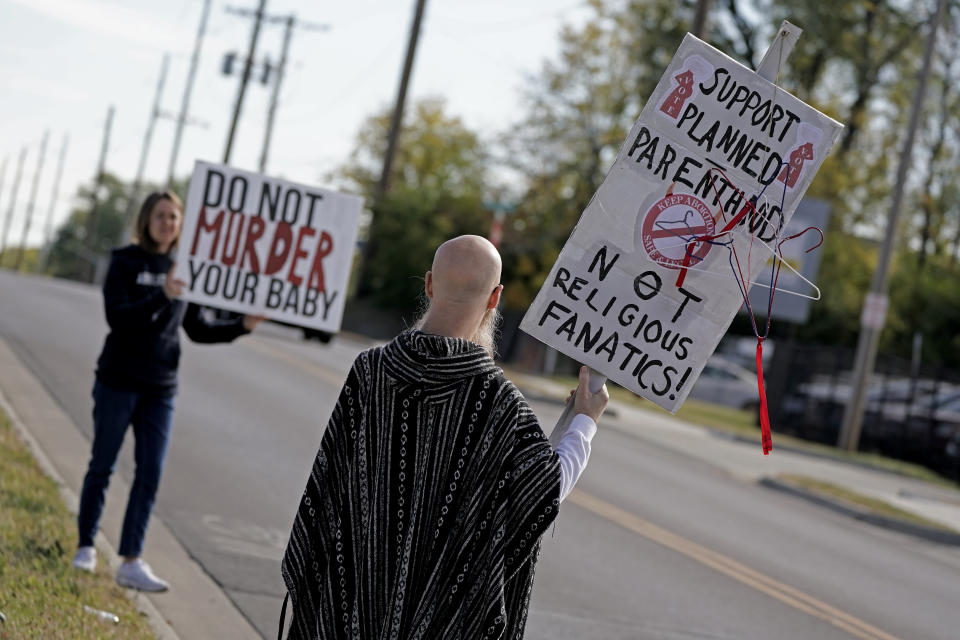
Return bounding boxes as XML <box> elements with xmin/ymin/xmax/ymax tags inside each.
<box><xmin>640</xmin><ymin>193</ymin><xmax>717</xmax><ymax>269</ymax></box>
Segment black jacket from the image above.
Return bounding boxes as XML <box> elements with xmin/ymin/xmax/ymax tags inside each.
<box><xmin>95</xmin><ymin>244</ymin><xmax>248</xmax><ymax>394</ymax></box>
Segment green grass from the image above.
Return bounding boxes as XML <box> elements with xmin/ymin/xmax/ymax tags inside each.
<box><xmin>776</xmin><ymin>474</ymin><xmax>958</xmax><ymax>534</ymax></box>
<box><xmin>671</xmin><ymin>397</ymin><xmax>760</xmax><ymax>432</ymax></box>
<box><xmin>0</xmin><ymin>411</ymin><xmax>155</xmax><ymax>639</ymax></box>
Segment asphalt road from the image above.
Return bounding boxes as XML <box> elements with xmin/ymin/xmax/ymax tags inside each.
<box><xmin>2</xmin><ymin>270</ymin><xmax>959</xmax><ymax>639</ymax></box>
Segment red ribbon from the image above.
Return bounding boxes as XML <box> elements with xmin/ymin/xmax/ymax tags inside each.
<box><xmin>756</xmin><ymin>337</ymin><xmax>772</xmax><ymax>455</ymax></box>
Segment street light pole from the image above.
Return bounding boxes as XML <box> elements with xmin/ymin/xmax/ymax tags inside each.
<box><xmin>838</xmin><ymin>0</ymin><xmax>947</xmax><ymax>451</ymax></box>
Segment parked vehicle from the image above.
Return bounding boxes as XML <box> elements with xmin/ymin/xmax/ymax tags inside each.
<box><xmin>689</xmin><ymin>355</ymin><xmax>759</xmax><ymax>411</ymax></box>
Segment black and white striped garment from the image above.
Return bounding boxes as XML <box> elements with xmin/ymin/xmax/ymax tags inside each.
<box><xmin>282</xmin><ymin>329</ymin><xmax>562</xmax><ymax>639</ymax></box>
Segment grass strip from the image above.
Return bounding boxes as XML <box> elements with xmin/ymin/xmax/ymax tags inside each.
<box><xmin>776</xmin><ymin>473</ymin><xmax>958</xmax><ymax>534</ymax></box>
<box><xmin>0</xmin><ymin>410</ymin><xmax>155</xmax><ymax>639</ymax></box>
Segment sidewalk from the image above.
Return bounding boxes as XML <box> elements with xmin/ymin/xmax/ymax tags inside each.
<box><xmin>508</xmin><ymin>369</ymin><xmax>960</xmax><ymax>542</ymax></box>
<box><xmin>0</xmin><ymin>337</ymin><xmax>261</xmax><ymax>640</ymax></box>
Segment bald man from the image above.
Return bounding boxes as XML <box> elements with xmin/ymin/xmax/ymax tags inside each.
<box><xmin>281</xmin><ymin>235</ymin><xmax>608</xmax><ymax>640</ymax></box>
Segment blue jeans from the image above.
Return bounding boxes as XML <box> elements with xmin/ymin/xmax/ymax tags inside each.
<box><xmin>78</xmin><ymin>380</ymin><xmax>175</xmax><ymax>557</ymax></box>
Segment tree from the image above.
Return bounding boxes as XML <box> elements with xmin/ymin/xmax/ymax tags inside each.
<box><xmin>499</xmin><ymin>0</ymin><xmax>960</xmax><ymax>369</ymax></box>
<box><xmin>44</xmin><ymin>173</ymin><xmax>131</xmax><ymax>281</ymax></box>
<box><xmin>333</xmin><ymin>97</ymin><xmax>491</xmax><ymax>312</ymax></box>
<box><xmin>499</xmin><ymin>0</ymin><xmax>697</xmax><ymax>307</ymax></box>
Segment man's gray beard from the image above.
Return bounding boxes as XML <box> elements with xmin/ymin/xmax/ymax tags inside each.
<box><xmin>472</xmin><ymin>306</ymin><xmax>502</xmax><ymax>358</ymax></box>
<box><xmin>413</xmin><ymin>299</ymin><xmax>502</xmax><ymax>358</ymax></box>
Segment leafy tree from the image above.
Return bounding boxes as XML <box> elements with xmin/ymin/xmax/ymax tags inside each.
<box><xmin>499</xmin><ymin>0</ymin><xmax>695</xmax><ymax>307</ymax></box>
<box><xmin>44</xmin><ymin>173</ymin><xmax>131</xmax><ymax>281</ymax></box>
<box><xmin>333</xmin><ymin>97</ymin><xmax>491</xmax><ymax>312</ymax></box>
<box><xmin>499</xmin><ymin>0</ymin><xmax>960</xmax><ymax>369</ymax></box>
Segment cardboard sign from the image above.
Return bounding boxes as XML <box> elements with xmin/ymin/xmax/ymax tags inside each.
<box><xmin>174</xmin><ymin>161</ymin><xmax>363</xmax><ymax>332</ymax></box>
<box><xmin>520</xmin><ymin>35</ymin><xmax>842</xmax><ymax>412</ymax></box>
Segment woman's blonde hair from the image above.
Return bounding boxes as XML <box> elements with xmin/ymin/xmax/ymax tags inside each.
<box><xmin>135</xmin><ymin>190</ymin><xmax>183</xmax><ymax>253</ymax></box>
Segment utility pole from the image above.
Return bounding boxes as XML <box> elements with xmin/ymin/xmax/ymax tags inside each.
<box><xmin>38</xmin><ymin>134</ymin><xmax>69</xmax><ymax>273</ymax></box>
<box><xmin>691</xmin><ymin>0</ymin><xmax>713</xmax><ymax>38</ymax></box>
<box><xmin>838</xmin><ymin>0</ymin><xmax>946</xmax><ymax>451</ymax></box>
<box><xmin>376</xmin><ymin>0</ymin><xmax>427</xmax><ymax>201</ymax></box>
<box><xmin>223</xmin><ymin>0</ymin><xmax>268</xmax><ymax>164</ymax></box>
<box><xmin>15</xmin><ymin>130</ymin><xmax>50</xmax><ymax>271</ymax></box>
<box><xmin>126</xmin><ymin>54</ymin><xmax>170</xmax><ymax>227</ymax></box>
<box><xmin>0</xmin><ymin>147</ymin><xmax>27</xmax><ymax>261</ymax></box>
<box><xmin>0</xmin><ymin>157</ymin><xmax>8</xmax><ymax>233</ymax></box>
<box><xmin>356</xmin><ymin>0</ymin><xmax>427</xmax><ymax>297</ymax></box>
<box><xmin>260</xmin><ymin>15</ymin><xmax>294</xmax><ymax>173</ymax></box>
<box><xmin>168</xmin><ymin>0</ymin><xmax>211</xmax><ymax>186</ymax></box>
<box><xmin>84</xmin><ymin>105</ymin><xmax>115</xmax><ymax>283</ymax></box>
<box><xmin>258</xmin><ymin>15</ymin><xmax>329</xmax><ymax>173</ymax></box>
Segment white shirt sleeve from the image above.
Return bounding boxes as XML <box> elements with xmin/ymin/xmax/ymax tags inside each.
<box><xmin>555</xmin><ymin>413</ymin><xmax>597</xmax><ymax>502</ymax></box>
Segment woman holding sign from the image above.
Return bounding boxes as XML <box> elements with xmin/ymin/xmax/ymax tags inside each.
<box><xmin>71</xmin><ymin>190</ymin><xmax>263</xmax><ymax>591</ymax></box>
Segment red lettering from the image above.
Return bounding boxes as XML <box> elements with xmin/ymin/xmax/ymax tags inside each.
<box><xmin>264</xmin><ymin>222</ymin><xmax>294</xmax><ymax>276</ymax></box>
<box><xmin>287</xmin><ymin>226</ymin><xmax>316</xmax><ymax>286</ymax></box>
<box><xmin>189</xmin><ymin>207</ymin><xmax>224</xmax><ymax>258</ymax></box>
<box><xmin>221</xmin><ymin>212</ymin><xmax>245</xmax><ymax>266</ymax></box>
<box><xmin>241</xmin><ymin>217</ymin><xmax>265</xmax><ymax>273</ymax></box>
<box><xmin>307</xmin><ymin>231</ymin><xmax>334</xmax><ymax>293</ymax></box>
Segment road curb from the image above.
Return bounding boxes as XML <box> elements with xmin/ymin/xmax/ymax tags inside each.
<box><xmin>759</xmin><ymin>476</ymin><xmax>960</xmax><ymax>547</ymax></box>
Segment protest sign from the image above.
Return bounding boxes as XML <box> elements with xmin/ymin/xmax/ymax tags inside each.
<box><xmin>521</xmin><ymin>34</ymin><xmax>843</xmax><ymax>413</ymax></box>
<box><xmin>174</xmin><ymin>161</ymin><xmax>363</xmax><ymax>332</ymax></box>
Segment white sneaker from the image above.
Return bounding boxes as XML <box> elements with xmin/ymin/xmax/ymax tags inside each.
<box><xmin>72</xmin><ymin>546</ymin><xmax>97</xmax><ymax>572</ymax></box>
<box><xmin>116</xmin><ymin>559</ymin><xmax>169</xmax><ymax>592</ymax></box>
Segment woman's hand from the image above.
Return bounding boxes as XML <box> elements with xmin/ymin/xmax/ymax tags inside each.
<box><xmin>162</xmin><ymin>263</ymin><xmax>185</xmax><ymax>299</ymax></box>
<box><xmin>243</xmin><ymin>314</ymin><xmax>266</xmax><ymax>332</ymax></box>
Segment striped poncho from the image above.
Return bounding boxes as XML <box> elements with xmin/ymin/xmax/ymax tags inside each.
<box><xmin>282</xmin><ymin>330</ymin><xmax>562</xmax><ymax>639</ymax></box>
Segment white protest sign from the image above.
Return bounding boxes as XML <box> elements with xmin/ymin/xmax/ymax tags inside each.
<box><xmin>521</xmin><ymin>34</ymin><xmax>843</xmax><ymax>413</ymax></box>
<box><xmin>174</xmin><ymin>161</ymin><xmax>363</xmax><ymax>332</ymax></box>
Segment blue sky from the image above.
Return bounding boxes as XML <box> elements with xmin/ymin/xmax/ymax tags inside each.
<box><xmin>0</xmin><ymin>0</ymin><xmax>593</xmax><ymax>247</ymax></box>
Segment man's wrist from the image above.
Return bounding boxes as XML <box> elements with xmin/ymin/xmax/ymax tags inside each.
<box><xmin>569</xmin><ymin>413</ymin><xmax>597</xmax><ymax>439</ymax></box>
